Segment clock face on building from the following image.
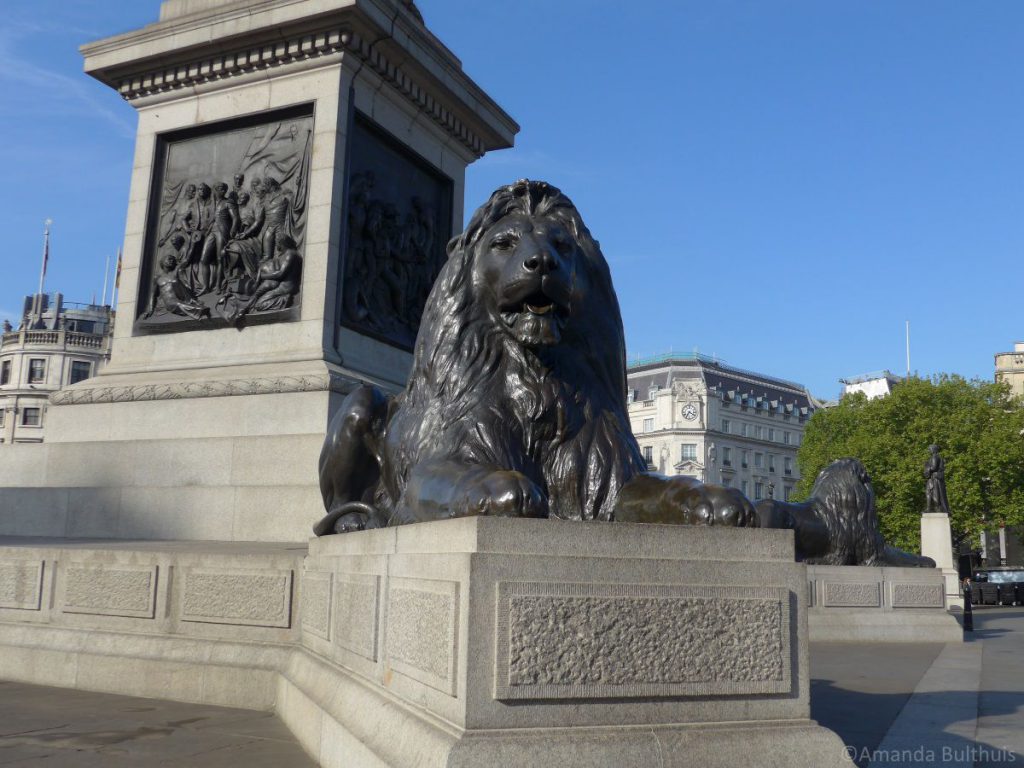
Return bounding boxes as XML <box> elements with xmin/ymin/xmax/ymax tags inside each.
<box><xmin>682</xmin><ymin>404</ymin><xmax>698</xmax><ymax>421</ymax></box>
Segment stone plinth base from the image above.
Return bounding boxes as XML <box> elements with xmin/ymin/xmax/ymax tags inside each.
<box><xmin>0</xmin><ymin>361</ymin><xmax>368</xmax><ymax>543</ymax></box>
<box><xmin>0</xmin><ymin>520</ymin><xmax>853</xmax><ymax>767</ymax></box>
<box><xmin>0</xmin><ymin>537</ymin><xmax>305</xmax><ymax>708</ymax></box>
<box><xmin>290</xmin><ymin>518</ymin><xmax>851</xmax><ymax>767</ymax></box>
<box><xmin>807</xmin><ymin>564</ymin><xmax>962</xmax><ymax>643</ymax></box>
<box><xmin>920</xmin><ymin>512</ymin><xmax>963</xmax><ymax>609</ymax></box>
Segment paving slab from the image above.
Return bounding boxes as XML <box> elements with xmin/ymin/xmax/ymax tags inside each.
<box><xmin>0</xmin><ymin>681</ymin><xmax>316</xmax><ymax>767</ymax></box>
<box><xmin>810</xmin><ymin>641</ymin><xmax>944</xmax><ymax>766</ymax></box>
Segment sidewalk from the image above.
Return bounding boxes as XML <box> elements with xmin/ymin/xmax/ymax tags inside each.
<box><xmin>812</xmin><ymin>607</ymin><xmax>1024</xmax><ymax>768</ymax></box>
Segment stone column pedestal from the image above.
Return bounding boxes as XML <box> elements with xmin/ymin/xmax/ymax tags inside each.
<box><xmin>920</xmin><ymin>512</ymin><xmax>963</xmax><ymax>609</ymax></box>
<box><xmin>286</xmin><ymin>517</ymin><xmax>853</xmax><ymax>767</ymax></box>
<box><xmin>0</xmin><ymin>0</ymin><xmax>517</xmax><ymax>542</ymax></box>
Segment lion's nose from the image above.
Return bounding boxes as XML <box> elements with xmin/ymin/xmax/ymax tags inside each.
<box><xmin>523</xmin><ymin>249</ymin><xmax>558</xmax><ymax>275</ymax></box>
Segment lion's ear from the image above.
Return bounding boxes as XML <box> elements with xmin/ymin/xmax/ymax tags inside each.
<box><xmin>445</xmin><ymin>233</ymin><xmax>464</xmax><ymax>259</ymax></box>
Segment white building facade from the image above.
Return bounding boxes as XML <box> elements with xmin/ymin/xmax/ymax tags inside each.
<box><xmin>627</xmin><ymin>354</ymin><xmax>816</xmax><ymax>503</ymax></box>
<box><xmin>0</xmin><ymin>294</ymin><xmax>113</xmax><ymax>444</ymax></box>
<box><xmin>839</xmin><ymin>370</ymin><xmax>903</xmax><ymax>400</ymax></box>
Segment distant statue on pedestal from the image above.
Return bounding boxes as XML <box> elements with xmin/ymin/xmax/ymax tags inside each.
<box><xmin>924</xmin><ymin>444</ymin><xmax>951</xmax><ymax>515</ymax></box>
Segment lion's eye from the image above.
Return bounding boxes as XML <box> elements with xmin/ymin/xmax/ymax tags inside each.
<box><xmin>553</xmin><ymin>238</ymin><xmax>572</xmax><ymax>255</ymax></box>
<box><xmin>491</xmin><ymin>234</ymin><xmax>518</xmax><ymax>251</ymax></box>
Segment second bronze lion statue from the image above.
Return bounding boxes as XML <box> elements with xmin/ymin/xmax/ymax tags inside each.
<box><xmin>315</xmin><ymin>180</ymin><xmax>755</xmax><ymax>534</ymax></box>
<box><xmin>755</xmin><ymin>458</ymin><xmax>935</xmax><ymax>567</ymax></box>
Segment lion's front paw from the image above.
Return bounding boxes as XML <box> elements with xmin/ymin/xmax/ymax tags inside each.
<box><xmin>455</xmin><ymin>470</ymin><xmax>548</xmax><ymax>519</ymax></box>
<box><xmin>615</xmin><ymin>474</ymin><xmax>757</xmax><ymax>527</ymax></box>
<box><xmin>684</xmin><ymin>482</ymin><xmax>757</xmax><ymax>527</ymax></box>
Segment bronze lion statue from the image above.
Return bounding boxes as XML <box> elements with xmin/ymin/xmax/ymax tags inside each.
<box><xmin>755</xmin><ymin>458</ymin><xmax>935</xmax><ymax>567</ymax></box>
<box><xmin>315</xmin><ymin>180</ymin><xmax>755</xmax><ymax>534</ymax></box>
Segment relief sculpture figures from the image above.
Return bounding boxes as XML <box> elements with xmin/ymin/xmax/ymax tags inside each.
<box><xmin>138</xmin><ymin>113</ymin><xmax>312</xmax><ymax>330</ymax></box>
<box><xmin>316</xmin><ymin>180</ymin><xmax>757</xmax><ymax>535</ymax></box>
<box><xmin>339</xmin><ymin>114</ymin><xmax>452</xmax><ymax>350</ymax></box>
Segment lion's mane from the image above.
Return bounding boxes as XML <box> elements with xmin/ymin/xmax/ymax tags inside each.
<box><xmin>375</xmin><ymin>180</ymin><xmax>647</xmax><ymax>523</ymax></box>
<box><xmin>803</xmin><ymin>458</ymin><xmax>933</xmax><ymax>567</ymax></box>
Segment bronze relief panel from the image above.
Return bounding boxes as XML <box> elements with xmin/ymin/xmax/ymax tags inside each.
<box><xmin>340</xmin><ymin>113</ymin><xmax>453</xmax><ymax>351</ymax></box>
<box><xmin>137</xmin><ymin>106</ymin><xmax>314</xmax><ymax>332</ymax></box>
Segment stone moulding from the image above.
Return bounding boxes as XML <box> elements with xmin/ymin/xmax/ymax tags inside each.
<box><xmin>49</xmin><ymin>372</ymin><xmax>357</xmax><ymax>405</ymax></box>
<box><xmin>384</xmin><ymin>577</ymin><xmax>459</xmax><ymax>696</ymax></box>
<box><xmin>333</xmin><ymin>572</ymin><xmax>381</xmax><ymax>662</ymax></box>
<box><xmin>180</xmin><ymin>568</ymin><xmax>293</xmax><ymax>628</ymax></box>
<box><xmin>820</xmin><ymin>581</ymin><xmax>882</xmax><ymax>608</ymax></box>
<box><xmin>114</xmin><ymin>28</ymin><xmax>485</xmax><ymax>157</ymax></box>
<box><xmin>494</xmin><ymin>581</ymin><xmax>792</xmax><ymax>701</ymax></box>
<box><xmin>300</xmin><ymin>571</ymin><xmax>332</xmax><ymax>641</ymax></box>
<box><xmin>0</xmin><ymin>561</ymin><xmax>45</xmax><ymax>611</ymax></box>
<box><xmin>61</xmin><ymin>564</ymin><xmax>158</xmax><ymax>619</ymax></box>
<box><xmin>891</xmin><ymin>581</ymin><xmax>945</xmax><ymax>609</ymax></box>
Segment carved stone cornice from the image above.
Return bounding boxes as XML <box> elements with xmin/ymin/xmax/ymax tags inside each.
<box><xmin>49</xmin><ymin>372</ymin><xmax>360</xmax><ymax>406</ymax></box>
<box><xmin>111</xmin><ymin>27</ymin><xmax>486</xmax><ymax>157</ymax></box>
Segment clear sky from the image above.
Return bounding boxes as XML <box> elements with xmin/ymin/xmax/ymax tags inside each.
<box><xmin>2</xmin><ymin>0</ymin><xmax>1023</xmax><ymax>399</ymax></box>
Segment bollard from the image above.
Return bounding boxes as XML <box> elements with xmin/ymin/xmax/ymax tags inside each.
<box><xmin>962</xmin><ymin>579</ymin><xmax>974</xmax><ymax>632</ymax></box>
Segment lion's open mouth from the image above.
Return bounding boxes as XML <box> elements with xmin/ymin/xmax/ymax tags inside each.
<box><xmin>499</xmin><ymin>291</ymin><xmax>566</xmax><ymax>346</ymax></box>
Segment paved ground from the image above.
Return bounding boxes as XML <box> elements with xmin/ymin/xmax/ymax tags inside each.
<box><xmin>810</xmin><ymin>641</ymin><xmax>944</xmax><ymax>766</ymax></box>
<box><xmin>812</xmin><ymin>606</ymin><xmax>1024</xmax><ymax>768</ymax></box>
<box><xmin>0</xmin><ymin>607</ymin><xmax>1020</xmax><ymax>767</ymax></box>
<box><xmin>0</xmin><ymin>682</ymin><xmax>316</xmax><ymax>766</ymax></box>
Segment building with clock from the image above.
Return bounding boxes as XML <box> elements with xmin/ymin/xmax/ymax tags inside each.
<box><xmin>626</xmin><ymin>352</ymin><xmax>818</xmax><ymax>503</ymax></box>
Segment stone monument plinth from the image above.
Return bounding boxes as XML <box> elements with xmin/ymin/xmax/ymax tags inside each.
<box><xmin>0</xmin><ymin>0</ymin><xmax>517</xmax><ymax>542</ymax></box>
<box><xmin>921</xmin><ymin>512</ymin><xmax>963</xmax><ymax>609</ymax></box>
<box><xmin>289</xmin><ymin>518</ymin><xmax>851</xmax><ymax>767</ymax></box>
<box><xmin>806</xmin><ymin>564</ymin><xmax>962</xmax><ymax>642</ymax></box>
<box><xmin>0</xmin><ymin>519</ymin><xmax>854</xmax><ymax>766</ymax></box>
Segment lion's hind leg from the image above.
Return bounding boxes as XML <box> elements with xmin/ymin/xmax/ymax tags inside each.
<box><xmin>315</xmin><ymin>385</ymin><xmax>389</xmax><ymax>536</ymax></box>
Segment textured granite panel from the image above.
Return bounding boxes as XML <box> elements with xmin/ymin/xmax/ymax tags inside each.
<box><xmin>333</xmin><ymin>573</ymin><xmax>380</xmax><ymax>661</ymax></box>
<box><xmin>494</xmin><ymin>582</ymin><xmax>791</xmax><ymax>700</ymax></box>
<box><xmin>0</xmin><ymin>560</ymin><xmax>44</xmax><ymax>610</ymax></box>
<box><xmin>301</xmin><ymin>571</ymin><xmax>332</xmax><ymax>641</ymax></box>
<box><xmin>891</xmin><ymin>582</ymin><xmax>945</xmax><ymax>609</ymax></box>
<box><xmin>63</xmin><ymin>565</ymin><xmax>157</xmax><ymax>618</ymax></box>
<box><xmin>385</xmin><ymin>577</ymin><xmax>459</xmax><ymax>696</ymax></box>
<box><xmin>821</xmin><ymin>581</ymin><xmax>881</xmax><ymax>608</ymax></box>
<box><xmin>181</xmin><ymin>568</ymin><xmax>292</xmax><ymax>627</ymax></box>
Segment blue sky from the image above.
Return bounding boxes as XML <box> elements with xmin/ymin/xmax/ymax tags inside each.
<box><xmin>2</xmin><ymin>1</ymin><xmax>1023</xmax><ymax>399</ymax></box>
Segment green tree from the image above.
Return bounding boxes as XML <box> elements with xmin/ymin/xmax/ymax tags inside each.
<box><xmin>796</xmin><ymin>375</ymin><xmax>1024</xmax><ymax>553</ymax></box>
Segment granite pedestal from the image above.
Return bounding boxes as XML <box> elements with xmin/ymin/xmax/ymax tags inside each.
<box><xmin>807</xmin><ymin>564</ymin><xmax>962</xmax><ymax>643</ymax></box>
<box><xmin>0</xmin><ymin>519</ymin><xmax>853</xmax><ymax>767</ymax></box>
<box><xmin>920</xmin><ymin>512</ymin><xmax>964</xmax><ymax>609</ymax></box>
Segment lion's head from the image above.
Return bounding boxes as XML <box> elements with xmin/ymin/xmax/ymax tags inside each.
<box><xmin>408</xmin><ymin>179</ymin><xmax>631</xmax><ymax>413</ymax></box>
<box><xmin>810</xmin><ymin>458</ymin><xmax>877</xmax><ymax>531</ymax></box>
<box><xmin>808</xmin><ymin>458</ymin><xmax>892</xmax><ymax>566</ymax></box>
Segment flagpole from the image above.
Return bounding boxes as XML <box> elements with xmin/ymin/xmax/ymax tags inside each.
<box><xmin>112</xmin><ymin>246</ymin><xmax>122</xmax><ymax>310</ymax></box>
<box><xmin>34</xmin><ymin>219</ymin><xmax>52</xmax><ymax>321</ymax></box>
<box><xmin>101</xmin><ymin>254</ymin><xmax>110</xmax><ymax>307</ymax></box>
<box><xmin>905</xmin><ymin>320</ymin><xmax>911</xmax><ymax>377</ymax></box>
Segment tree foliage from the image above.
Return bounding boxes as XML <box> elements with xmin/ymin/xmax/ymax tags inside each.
<box><xmin>795</xmin><ymin>376</ymin><xmax>1024</xmax><ymax>553</ymax></box>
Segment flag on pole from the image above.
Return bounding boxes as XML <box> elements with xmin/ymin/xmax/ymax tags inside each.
<box><xmin>115</xmin><ymin>247</ymin><xmax>123</xmax><ymax>288</ymax></box>
<box><xmin>42</xmin><ymin>229</ymin><xmax>49</xmax><ymax>280</ymax></box>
